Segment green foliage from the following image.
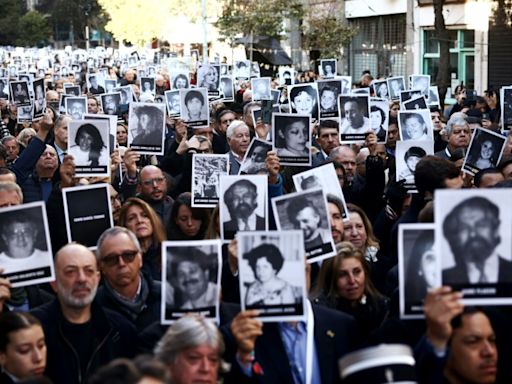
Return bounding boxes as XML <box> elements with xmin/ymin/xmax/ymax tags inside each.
<box><xmin>302</xmin><ymin>4</ymin><xmax>356</xmax><ymax>59</ymax></box>
<box><xmin>16</xmin><ymin>11</ymin><xmax>52</xmax><ymax>47</ymax></box>
<box><xmin>0</xmin><ymin>0</ymin><xmax>25</xmax><ymax>45</ymax></box>
<box><xmin>216</xmin><ymin>0</ymin><xmax>304</xmax><ymax>43</ymax></box>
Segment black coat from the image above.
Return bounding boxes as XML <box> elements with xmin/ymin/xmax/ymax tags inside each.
<box><xmin>31</xmin><ymin>299</ymin><xmax>137</xmax><ymax>384</ymax></box>
<box><xmin>222</xmin><ymin>304</ymin><xmax>360</xmax><ymax>384</ymax></box>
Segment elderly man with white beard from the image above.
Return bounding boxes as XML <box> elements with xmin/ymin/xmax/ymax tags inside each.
<box><xmin>31</xmin><ymin>243</ymin><xmax>137</xmax><ymax>384</ymax></box>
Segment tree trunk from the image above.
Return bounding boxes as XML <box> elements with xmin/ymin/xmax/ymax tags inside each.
<box><xmin>433</xmin><ymin>0</ymin><xmax>450</xmax><ymax>110</ymax></box>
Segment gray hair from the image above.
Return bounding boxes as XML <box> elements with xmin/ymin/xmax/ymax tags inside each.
<box><xmin>445</xmin><ymin>112</ymin><xmax>469</xmax><ymax>137</ymax></box>
<box><xmin>0</xmin><ymin>182</ymin><xmax>23</xmax><ymax>202</ymax></box>
<box><xmin>0</xmin><ymin>135</ymin><xmax>17</xmax><ymax>145</ymax></box>
<box><xmin>243</xmin><ymin>101</ymin><xmax>261</xmax><ymax>118</ymax></box>
<box><xmin>96</xmin><ymin>226</ymin><xmax>141</xmax><ymax>262</ymax></box>
<box><xmin>154</xmin><ymin>316</ymin><xmax>224</xmax><ymax>365</ymax></box>
<box><xmin>226</xmin><ymin>120</ymin><xmax>248</xmax><ymax>139</ymax></box>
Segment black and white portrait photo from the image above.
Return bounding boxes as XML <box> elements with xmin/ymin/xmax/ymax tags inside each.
<box><xmin>237</xmin><ymin>230</ymin><xmax>307</xmax><ymax>322</ymax></box>
<box><xmin>128</xmin><ymin>102</ymin><xmax>166</xmax><ymax>155</ymax></box>
<box><xmin>0</xmin><ymin>78</ymin><xmax>9</xmax><ymax>99</ymax></box>
<box><xmin>410</xmin><ymin>74</ymin><xmax>430</xmax><ymax>99</ymax></box>
<box><xmin>164</xmin><ymin>90</ymin><xmax>181</xmax><ymax>117</ymax></box>
<box><xmin>278</xmin><ymin>67</ymin><xmax>294</xmax><ymax>86</ymax></box>
<box><xmin>64</xmin><ymin>84</ymin><xmax>80</xmax><ymax>96</ymax></box>
<box><xmin>463</xmin><ymin>127</ymin><xmax>506</xmax><ymax>175</ymax></box>
<box><xmin>272</xmin><ymin>113</ymin><xmax>311</xmax><ymax>166</ymax></box>
<box><xmin>100</xmin><ymin>92</ymin><xmax>122</xmax><ymax>116</ymax></box>
<box><xmin>396</xmin><ymin>140</ymin><xmax>433</xmax><ymax>190</ymax></box>
<box><xmin>320</xmin><ymin>59</ymin><xmax>336</xmax><ymax>78</ymax></box>
<box><xmin>239</xmin><ymin>138</ymin><xmax>272</xmax><ymax>175</ymax></box>
<box><xmin>339</xmin><ymin>95</ymin><xmax>370</xmax><ymax>142</ymax></box>
<box><xmin>65</xmin><ymin>96</ymin><xmax>87</xmax><ymax>120</ymax></box>
<box><xmin>428</xmin><ymin>86</ymin><xmax>440</xmax><ymax>107</ymax></box>
<box><xmin>251</xmin><ymin>77</ymin><xmax>272</xmax><ymax>101</ymax></box>
<box><xmin>179</xmin><ymin>88</ymin><xmax>209</xmax><ymax>128</ymax></box>
<box><xmin>271</xmin><ymin>89</ymin><xmax>281</xmax><ymax>105</ymax></box>
<box><xmin>233</xmin><ymin>60</ymin><xmax>251</xmax><ymax>80</ymax></box>
<box><xmin>340</xmin><ymin>76</ymin><xmax>352</xmax><ymax>96</ymax></box>
<box><xmin>191</xmin><ymin>154</ymin><xmax>229</xmax><ymax>208</ymax></box>
<box><xmin>435</xmin><ymin>189</ymin><xmax>512</xmax><ymax>304</ymax></box>
<box><xmin>399</xmin><ymin>89</ymin><xmax>423</xmax><ymax>108</ymax></box>
<box><xmin>0</xmin><ymin>202</ymin><xmax>54</xmax><ymax>288</ymax></box>
<box><xmin>115</xmin><ymin>85</ymin><xmax>134</xmax><ymax>105</ymax></box>
<box><xmin>105</xmin><ymin>79</ymin><xmax>117</xmax><ymax>93</ymax></box>
<box><xmin>398</xmin><ymin>223</ymin><xmax>438</xmax><ymax>319</ymax></box>
<box><xmin>139</xmin><ymin>77</ymin><xmax>156</xmax><ymax>101</ymax></box>
<box><xmin>171</xmin><ymin>71</ymin><xmax>190</xmax><ymax>90</ymax></box>
<box><xmin>197</xmin><ymin>64</ymin><xmax>220</xmax><ymax>95</ymax></box>
<box><xmin>32</xmin><ymin>78</ymin><xmax>46</xmax><ymax>119</ymax></box>
<box><xmin>288</xmin><ymin>84</ymin><xmax>319</xmax><ymax>120</ymax></box>
<box><xmin>220</xmin><ymin>175</ymin><xmax>267</xmax><ymax>240</ymax></box>
<box><xmin>220</xmin><ymin>64</ymin><xmax>229</xmax><ymax>76</ymax></box>
<box><xmin>87</xmin><ymin>73</ymin><xmax>105</xmax><ymax>94</ymax></box>
<box><xmin>403</xmin><ymin>95</ymin><xmax>428</xmax><ymax>111</ymax></box>
<box><xmin>251</xmin><ymin>61</ymin><xmax>261</xmax><ymax>78</ymax></box>
<box><xmin>271</xmin><ymin>189</ymin><xmax>336</xmax><ymax>262</ymax></box>
<box><xmin>63</xmin><ymin>183</ymin><xmax>113</xmax><ymax>249</ymax></box>
<box><xmin>387</xmin><ymin>76</ymin><xmax>405</xmax><ymax>100</ymax></box>
<box><xmin>162</xmin><ymin>240</ymin><xmax>221</xmax><ymax>324</ymax></box>
<box><xmin>68</xmin><ymin>119</ymin><xmax>110</xmax><ymax>177</ymax></box>
<box><xmin>220</xmin><ymin>76</ymin><xmax>234</xmax><ymax>102</ymax></box>
<box><xmin>292</xmin><ymin>163</ymin><xmax>348</xmax><ymax>219</ymax></box>
<box><xmin>372</xmin><ymin>80</ymin><xmax>389</xmax><ymax>99</ymax></box>
<box><xmin>369</xmin><ymin>97</ymin><xmax>389</xmax><ymax>143</ymax></box>
<box><xmin>17</xmin><ymin>105</ymin><xmax>33</xmax><ymax>124</ymax></box>
<box><xmin>500</xmin><ymin>87</ymin><xmax>512</xmax><ymax>131</ymax></box>
<box><xmin>398</xmin><ymin>110</ymin><xmax>434</xmax><ymax>141</ymax></box>
<box><xmin>318</xmin><ymin>80</ymin><xmax>342</xmax><ymax>119</ymax></box>
<box><xmin>10</xmin><ymin>80</ymin><xmax>30</xmax><ymax>106</ymax></box>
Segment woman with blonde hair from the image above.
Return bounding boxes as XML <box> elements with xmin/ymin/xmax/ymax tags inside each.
<box><xmin>119</xmin><ymin>197</ymin><xmax>167</xmax><ymax>280</ymax></box>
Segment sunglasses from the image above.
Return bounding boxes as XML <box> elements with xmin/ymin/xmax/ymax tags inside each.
<box><xmin>101</xmin><ymin>250</ymin><xmax>138</xmax><ymax>267</ymax></box>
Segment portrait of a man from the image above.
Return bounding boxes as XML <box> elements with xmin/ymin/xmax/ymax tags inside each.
<box><xmin>286</xmin><ymin>196</ymin><xmax>331</xmax><ymax>252</ymax></box>
<box><xmin>166</xmin><ymin>246</ymin><xmax>218</xmax><ymax>310</ymax></box>
<box><xmin>340</xmin><ymin>96</ymin><xmax>370</xmax><ymax>135</ymax></box>
<box><xmin>0</xmin><ymin>209</ymin><xmax>51</xmax><ymax>273</ymax></box>
<box><xmin>66</xmin><ymin>98</ymin><xmax>86</xmax><ymax>120</ymax></box>
<box><xmin>101</xmin><ymin>93</ymin><xmax>121</xmax><ymax>116</ymax></box>
<box><xmin>442</xmin><ymin>196</ymin><xmax>512</xmax><ymax>286</ymax></box>
<box><xmin>222</xmin><ymin>178</ymin><xmax>266</xmax><ymax>240</ymax></box>
<box><xmin>165</xmin><ymin>90</ymin><xmax>181</xmax><ymax>116</ymax></box>
<box><xmin>88</xmin><ymin>75</ymin><xmax>105</xmax><ymax>94</ymax></box>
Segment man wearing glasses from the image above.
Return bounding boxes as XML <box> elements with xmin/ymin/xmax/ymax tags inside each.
<box><xmin>121</xmin><ymin>162</ymin><xmax>174</xmax><ymax>226</ymax></box>
<box><xmin>95</xmin><ymin>227</ymin><xmax>161</xmax><ymax>331</ymax></box>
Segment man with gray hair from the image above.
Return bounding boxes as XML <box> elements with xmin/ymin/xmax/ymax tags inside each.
<box><xmin>435</xmin><ymin>112</ymin><xmax>470</xmax><ymax>161</ymax></box>
<box><xmin>226</xmin><ymin>120</ymin><xmax>251</xmax><ymax>174</ymax></box>
<box><xmin>154</xmin><ymin>316</ymin><xmax>225</xmax><ymax>384</ymax></box>
<box><xmin>95</xmin><ymin>227</ymin><xmax>162</xmax><ymax>331</ymax></box>
<box><xmin>32</xmin><ymin>243</ymin><xmax>137</xmax><ymax>384</ymax></box>
<box><xmin>0</xmin><ymin>182</ymin><xmax>22</xmax><ymax>207</ymax></box>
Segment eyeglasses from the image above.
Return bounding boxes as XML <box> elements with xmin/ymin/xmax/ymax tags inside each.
<box><xmin>4</xmin><ymin>227</ymin><xmax>32</xmax><ymax>239</ymax></box>
<box><xmin>101</xmin><ymin>250</ymin><xmax>138</xmax><ymax>267</ymax></box>
<box><xmin>141</xmin><ymin>177</ymin><xmax>165</xmax><ymax>187</ymax></box>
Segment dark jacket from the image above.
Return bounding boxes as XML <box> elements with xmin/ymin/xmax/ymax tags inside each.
<box><xmin>222</xmin><ymin>304</ymin><xmax>360</xmax><ymax>384</ymax></box>
<box><xmin>95</xmin><ymin>273</ymin><xmax>162</xmax><ymax>331</ymax></box>
<box><xmin>31</xmin><ymin>299</ymin><xmax>137</xmax><ymax>384</ymax></box>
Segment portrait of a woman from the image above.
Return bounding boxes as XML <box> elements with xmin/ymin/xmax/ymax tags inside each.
<box><xmin>197</xmin><ymin>64</ymin><xmax>219</xmax><ymax>92</ymax></box>
<box><xmin>70</xmin><ymin>123</ymin><xmax>108</xmax><ymax>167</ymax></box>
<box><xmin>243</xmin><ymin>243</ymin><xmax>296</xmax><ymax>306</ymax></box>
<box><xmin>275</xmin><ymin>117</ymin><xmax>309</xmax><ymax>158</ymax></box>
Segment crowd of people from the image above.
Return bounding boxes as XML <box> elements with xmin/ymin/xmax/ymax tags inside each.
<box><xmin>0</xmin><ymin>47</ymin><xmax>511</xmax><ymax>384</ymax></box>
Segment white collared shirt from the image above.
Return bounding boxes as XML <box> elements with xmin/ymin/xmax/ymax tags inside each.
<box><xmin>466</xmin><ymin>250</ymin><xmax>499</xmax><ymax>284</ymax></box>
<box><xmin>236</xmin><ymin>212</ymin><xmax>257</xmax><ymax>231</ymax></box>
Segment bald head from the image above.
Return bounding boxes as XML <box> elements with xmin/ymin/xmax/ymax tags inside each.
<box><xmin>53</xmin><ymin>243</ymin><xmax>100</xmax><ymax>313</ymax></box>
<box><xmin>139</xmin><ymin>165</ymin><xmax>167</xmax><ymax>201</ymax></box>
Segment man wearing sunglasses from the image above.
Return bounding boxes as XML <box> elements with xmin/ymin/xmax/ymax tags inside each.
<box><xmin>95</xmin><ymin>226</ymin><xmax>161</xmax><ymax>331</ymax></box>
